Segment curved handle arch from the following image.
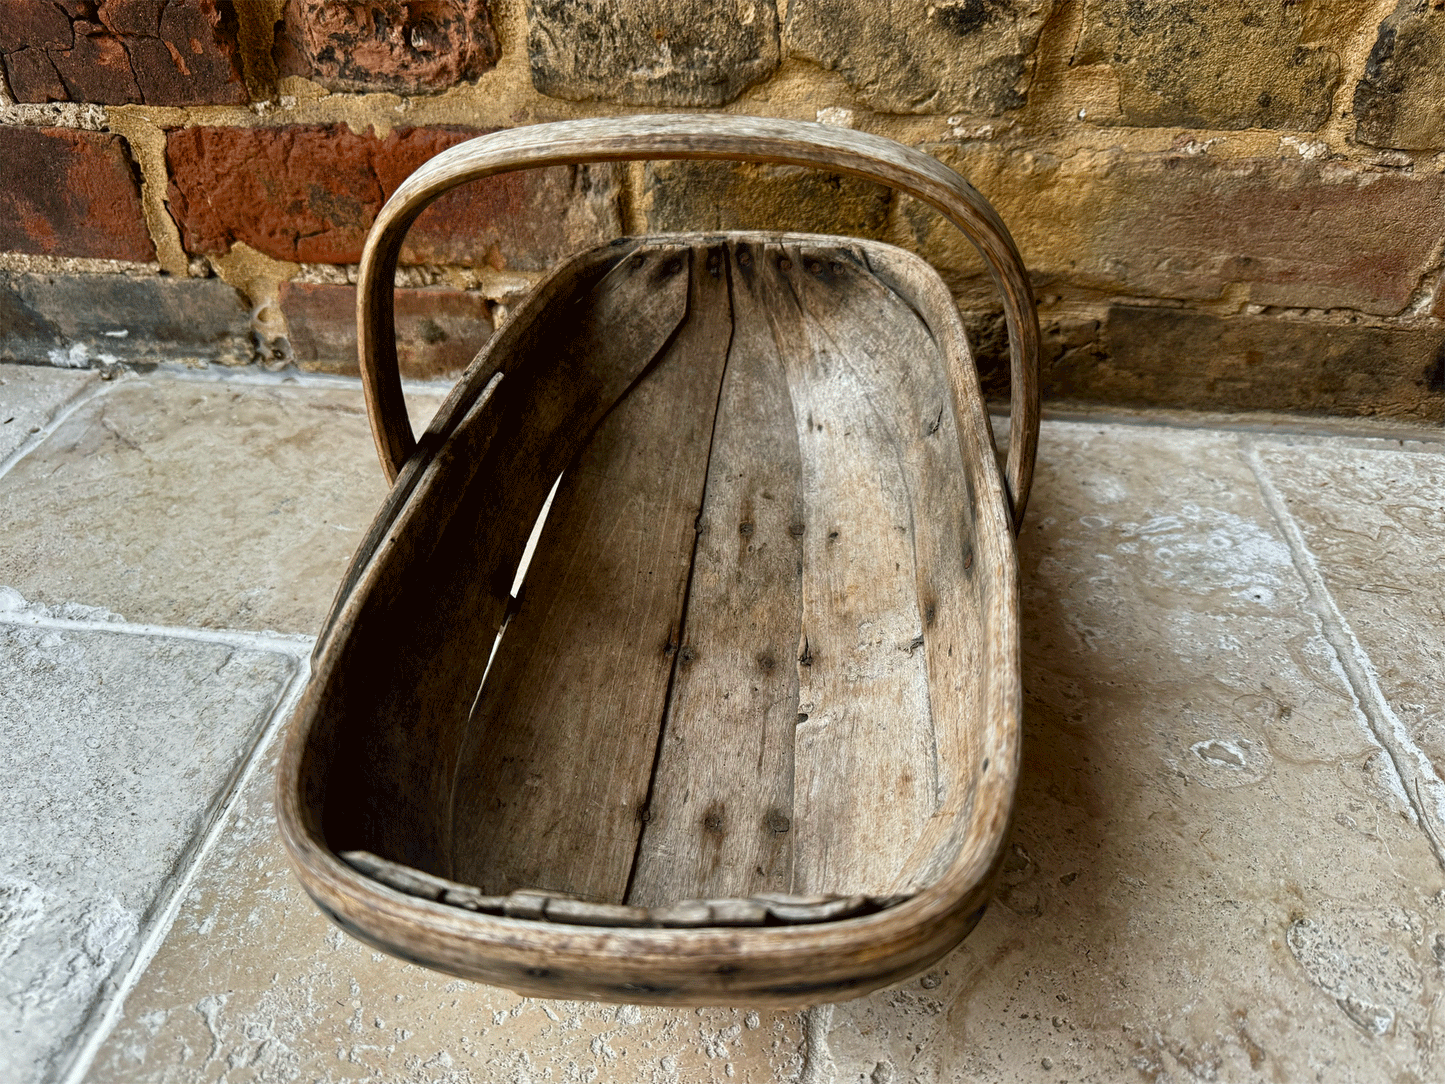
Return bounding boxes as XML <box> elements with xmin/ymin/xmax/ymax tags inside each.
<box><xmin>357</xmin><ymin>115</ymin><xmax>1040</xmax><ymax>527</ymax></box>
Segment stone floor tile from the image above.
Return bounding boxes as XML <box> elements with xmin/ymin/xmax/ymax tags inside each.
<box><xmin>73</xmin><ymin>417</ymin><xmax>1445</xmax><ymax>1083</ymax></box>
<box><xmin>0</xmin><ymin>617</ymin><xmax>296</xmax><ymax>1084</ymax></box>
<box><xmin>86</xmin><ymin>742</ymin><xmax>807</xmax><ymax>1084</ymax></box>
<box><xmin>1250</xmin><ymin>436</ymin><xmax>1445</xmax><ymax>779</ymax></box>
<box><xmin>0</xmin><ymin>377</ymin><xmax>444</xmax><ymax>635</ymax></box>
<box><xmin>0</xmin><ymin>362</ymin><xmax>97</xmax><ymax>462</ymax></box>
<box><xmin>818</xmin><ymin>421</ymin><xmax>1445</xmax><ymax>1084</ymax></box>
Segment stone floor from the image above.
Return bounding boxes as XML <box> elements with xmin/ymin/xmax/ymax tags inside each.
<box><xmin>1</xmin><ymin>361</ymin><xmax>1442</xmax><ymax>1084</ymax></box>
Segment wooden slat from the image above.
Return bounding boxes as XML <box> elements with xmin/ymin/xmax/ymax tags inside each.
<box><xmin>316</xmin><ymin>245</ymin><xmax>692</xmax><ymax>874</ymax></box>
<box><xmin>448</xmin><ymin>245</ymin><xmax>734</xmax><ymax>901</ymax></box>
<box><xmin>316</xmin><ymin>245</ymin><xmax>633</xmax><ymax>655</ymax></box>
<box><xmin>627</xmin><ymin>240</ymin><xmax>805</xmax><ymax>906</ymax></box>
<box><xmin>764</xmin><ymin>242</ymin><xmax>942</xmax><ymax>897</ymax></box>
<box><xmin>856</xmin><ymin>244</ymin><xmax>993</xmax><ymax>890</ymax></box>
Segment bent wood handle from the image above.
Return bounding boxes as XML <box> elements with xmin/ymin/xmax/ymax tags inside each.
<box><xmin>357</xmin><ymin>114</ymin><xmax>1041</xmax><ymax>527</ymax></box>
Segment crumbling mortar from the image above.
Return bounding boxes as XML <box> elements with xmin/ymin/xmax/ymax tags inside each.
<box><xmin>100</xmin><ymin>109</ymin><xmax>189</xmax><ymax>276</ymax></box>
<box><xmin>0</xmin><ymin>101</ymin><xmax>108</xmax><ymax>129</ymax></box>
<box><xmin>0</xmin><ymin>253</ymin><xmax>161</xmax><ymax>277</ymax></box>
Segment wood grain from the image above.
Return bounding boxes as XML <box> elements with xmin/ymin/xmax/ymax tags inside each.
<box><xmin>859</xmin><ymin>244</ymin><xmax>996</xmax><ymax>889</ymax></box>
<box><xmin>448</xmin><ymin>245</ymin><xmax>733</xmax><ymax>900</ymax></box>
<box><xmin>313</xmin><ymin>244</ymin><xmax>691</xmax><ymax>875</ymax></box>
<box><xmin>627</xmin><ymin>239</ymin><xmax>805</xmax><ymax>906</ymax></box>
<box><xmin>281</xmin><ymin>214</ymin><xmax>1027</xmax><ymax>1005</ymax></box>
<box><xmin>750</xmin><ymin>242</ymin><xmax>934</xmax><ymax>897</ymax></box>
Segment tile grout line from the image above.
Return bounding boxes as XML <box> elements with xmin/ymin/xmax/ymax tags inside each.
<box><xmin>797</xmin><ymin>1004</ymin><xmax>836</xmax><ymax>1084</ymax></box>
<box><xmin>0</xmin><ymin>372</ymin><xmax>125</xmax><ymax>485</ymax></box>
<box><xmin>0</xmin><ymin>607</ymin><xmax>315</xmax><ymax>658</ymax></box>
<box><xmin>1243</xmin><ymin>438</ymin><xmax>1445</xmax><ymax>872</ymax></box>
<box><xmin>55</xmin><ymin>661</ymin><xmax>311</xmax><ymax>1084</ymax></box>
<box><xmin>0</xmin><ymin>361</ymin><xmax>453</xmax><ymax>488</ymax></box>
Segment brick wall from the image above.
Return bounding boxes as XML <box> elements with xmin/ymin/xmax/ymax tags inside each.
<box><xmin>2</xmin><ymin>0</ymin><xmax>1441</xmax><ymax>421</ymax></box>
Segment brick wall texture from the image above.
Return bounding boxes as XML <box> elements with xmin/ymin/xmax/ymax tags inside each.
<box><xmin>1</xmin><ymin>0</ymin><xmax>1441</xmax><ymax>420</ymax></box>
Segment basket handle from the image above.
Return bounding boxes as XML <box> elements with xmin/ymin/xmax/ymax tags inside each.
<box><xmin>357</xmin><ymin>115</ymin><xmax>1041</xmax><ymax>527</ymax></box>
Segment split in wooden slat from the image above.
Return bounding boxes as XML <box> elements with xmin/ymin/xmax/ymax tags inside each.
<box><xmin>448</xmin><ymin>246</ymin><xmax>734</xmax><ymax>900</ymax></box>
<box><xmin>317</xmin><ymin>244</ymin><xmax>693</xmax><ymax>875</ymax></box>
<box><xmin>627</xmin><ymin>239</ymin><xmax>805</xmax><ymax>907</ymax></box>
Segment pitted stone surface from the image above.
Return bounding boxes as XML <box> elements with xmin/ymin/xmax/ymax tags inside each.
<box><xmin>1073</xmin><ymin>0</ymin><xmax>1350</xmax><ymax>130</ymax></box>
<box><xmin>0</xmin><ymin>616</ymin><xmax>294</xmax><ymax>1084</ymax></box>
<box><xmin>0</xmin><ymin>362</ymin><xmax>97</xmax><ymax>461</ymax></box>
<box><xmin>0</xmin><ymin>378</ymin><xmax>444</xmax><ymax>634</ymax></box>
<box><xmin>907</xmin><ymin>144</ymin><xmax>1445</xmax><ymax>317</ymax></box>
<box><xmin>1253</xmin><ymin>436</ymin><xmax>1445</xmax><ymax>781</ymax></box>
<box><xmin>66</xmin><ymin>412</ymin><xmax>1445</xmax><ymax>1084</ymax></box>
<box><xmin>786</xmin><ymin>0</ymin><xmax>1054</xmax><ymax>115</ymax></box>
<box><xmin>644</xmin><ymin>159</ymin><xmax>892</xmax><ymax>238</ymax></box>
<box><xmin>85</xmin><ymin>743</ymin><xmax>807</xmax><ymax>1084</ymax></box>
<box><xmin>1070</xmin><ymin>308</ymin><xmax>1445</xmax><ymax>422</ymax></box>
<box><xmin>1353</xmin><ymin>0</ymin><xmax>1445</xmax><ymax>150</ymax></box>
<box><xmin>815</xmin><ymin>421</ymin><xmax>1445</xmax><ymax>1083</ymax></box>
<box><xmin>526</xmin><ymin>0</ymin><xmax>780</xmax><ymax>107</ymax></box>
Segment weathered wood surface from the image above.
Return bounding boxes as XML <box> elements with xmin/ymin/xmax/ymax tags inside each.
<box><xmin>777</xmin><ymin>241</ymin><xmax>952</xmax><ymax>897</ymax></box>
<box><xmin>627</xmin><ymin>239</ymin><xmax>805</xmax><ymax>907</ymax></box>
<box><xmin>343</xmin><ymin>850</ymin><xmax>900</xmax><ymax>928</ymax></box>
<box><xmin>314</xmin><ymin>243</ymin><xmax>635</xmax><ymax>657</ymax></box>
<box><xmin>448</xmin><ymin>246</ymin><xmax>733</xmax><ymax>900</ymax></box>
<box><xmin>281</xmin><ymin>230</ymin><xmax>1024</xmax><ymax>1004</ymax></box>
<box><xmin>440</xmin><ymin>240</ymin><xmax>986</xmax><ymax>908</ymax></box>
<box><xmin>306</xmin><ymin>243</ymin><xmax>691</xmax><ymax>875</ymax></box>
<box><xmin>861</xmin><ymin>244</ymin><xmax>997</xmax><ymax>890</ymax></box>
<box><xmin>282</xmin><ymin>111</ymin><xmax>1035</xmax><ymax>1007</ymax></box>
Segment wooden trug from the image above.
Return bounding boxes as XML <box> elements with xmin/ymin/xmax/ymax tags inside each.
<box><xmin>277</xmin><ymin>115</ymin><xmax>1039</xmax><ymax>1006</ymax></box>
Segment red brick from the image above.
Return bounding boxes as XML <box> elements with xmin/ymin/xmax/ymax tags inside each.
<box><xmin>274</xmin><ymin>0</ymin><xmax>499</xmax><ymax>94</ymax></box>
<box><xmin>0</xmin><ymin>0</ymin><xmax>247</xmax><ymax>105</ymax></box>
<box><xmin>2</xmin><ymin>44</ymin><xmax>68</xmax><ymax>99</ymax></box>
<box><xmin>281</xmin><ymin>280</ymin><xmax>495</xmax><ymax>380</ymax></box>
<box><xmin>0</xmin><ymin>126</ymin><xmax>155</xmax><ymax>262</ymax></box>
<box><xmin>913</xmin><ymin>145</ymin><xmax>1445</xmax><ymax>317</ymax></box>
<box><xmin>0</xmin><ymin>2</ymin><xmax>75</xmax><ymax>51</ymax></box>
<box><xmin>166</xmin><ymin>125</ymin><xmax>622</xmax><ymax>269</ymax></box>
